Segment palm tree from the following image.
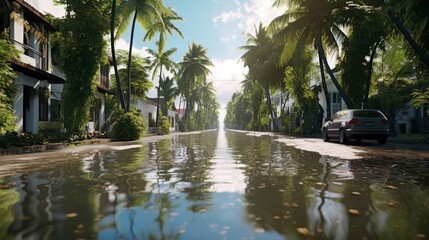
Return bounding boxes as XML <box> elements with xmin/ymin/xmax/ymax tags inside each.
<box><xmin>241</xmin><ymin>74</ymin><xmax>264</xmax><ymax>130</ymax></box>
<box><xmin>110</xmin><ymin>0</ymin><xmax>126</xmax><ymax>110</ymax></box>
<box><xmin>270</xmin><ymin>0</ymin><xmax>352</xmax><ymax>117</ymax></box>
<box><xmin>147</xmin><ymin>44</ymin><xmax>177</xmax><ymax>127</ymax></box>
<box><xmin>159</xmin><ymin>76</ymin><xmax>178</xmax><ymax>116</ymax></box>
<box><xmin>115</xmin><ymin>0</ymin><xmax>166</xmax><ymax>111</ymax></box>
<box><xmin>143</xmin><ymin>7</ymin><xmax>184</xmax><ymax>53</ymax></box>
<box><xmin>144</xmin><ymin>9</ymin><xmax>183</xmax><ymax>127</ymax></box>
<box><xmin>195</xmin><ymin>80</ymin><xmax>217</xmax><ymax>129</ymax></box>
<box><xmin>239</xmin><ymin>23</ymin><xmax>282</xmax><ymax>130</ymax></box>
<box><xmin>177</xmin><ymin>43</ymin><xmax>213</xmax><ymax>127</ymax></box>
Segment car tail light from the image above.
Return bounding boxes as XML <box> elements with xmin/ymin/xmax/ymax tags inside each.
<box><xmin>382</xmin><ymin>119</ymin><xmax>389</xmax><ymax>125</ymax></box>
<box><xmin>348</xmin><ymin>118</ymin><xmax>359</xmax><ymax>125</ymax></box>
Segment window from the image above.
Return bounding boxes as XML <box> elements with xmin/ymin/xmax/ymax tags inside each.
<box><xmin>148</xmin><ymin>112</ymin><xmax>155</xmax><ymax>127</ymax></box>
<box><xmin>51</xmin><ymin>99</ymin><xmax>60</xmax><ymax>121</ymax></box>
<box><xmin>330</xmin><ymin>92</ymin><xmax>342</xmax><ymax>114</ymax></box>
<box><xmin>99</xmin><ymin>64</ymin><xmax>110</xmax><ymax>88</ymax></box>
<box><xmin>39</xmin><ymin>87</ymin><xmax>49</xmax><ymax>121</ymax></box>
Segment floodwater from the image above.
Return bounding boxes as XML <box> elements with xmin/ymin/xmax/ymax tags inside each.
<box><xmin>0</xmin><ymin>130</ymin><xmax>428</xmax><ymax>240</ymax></box>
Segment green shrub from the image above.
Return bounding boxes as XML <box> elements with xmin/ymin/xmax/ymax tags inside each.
<box><xmin>39</xmin><ymin>121</ymin><xmax>68</xmax><ymax>143</ymax></box>
<box><xmin>293</xmin><ymin>127</ymin><xmax>302</xmax><ymax>135</ymax></box>
<box><xmin>0</xmin><ymin>132</ymin><xmax>18</xmax><ymax>149</ymax></box>
<box><xmin>159</xmin><ymin>116</ymin><xmax>170</xmax><ymax>135</ymax></box>
<box><xmin>110</xmin><ymin>110</ymin><xmax>146</xmax><ymax>141</ymax></box>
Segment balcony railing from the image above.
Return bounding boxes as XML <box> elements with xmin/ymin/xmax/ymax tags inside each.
<box><xmin>11</xmin><ymin>38</ymin><xmax>48</xmax><ymax>71</ymax></box>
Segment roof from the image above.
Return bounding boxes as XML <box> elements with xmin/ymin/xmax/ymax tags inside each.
<box><xmin>12</xmin><ymin>0</ymin><xmax>56</xmax><ymax>31</ymax></box>
<box><xmin>10</xmin><ymin>59</ymin><xmax>65</xmax><ymax>84</ymax></box>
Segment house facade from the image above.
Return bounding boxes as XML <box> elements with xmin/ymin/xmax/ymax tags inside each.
<box><xmin>136</xmin><ymin>98</ymin><xmax>177</xmax><ymax>133</ymax></box>
<box><xmin>3</xmin><ymin>0</ymin><xmax>113</xmax><ymax>134</ymax></box>
<box><xmin>4</xmin><ymin>0</ymin><xmax>65</xmax><ymax>134</ymax></box>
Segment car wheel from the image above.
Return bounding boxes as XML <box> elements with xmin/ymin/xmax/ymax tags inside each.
<box><xmin>377</xmin><ymin>137</ymin><xmax>387</xmax><ymax>145</ymax></box>
<box><xmin>322</xmin><ymin>128</ymin><xmax>329</xmax><ymax>142</ymax></box>
<box><xmin>339</xmin><ymin>129</ymin><xmax>348</xmax><ymax>144</ymax></box>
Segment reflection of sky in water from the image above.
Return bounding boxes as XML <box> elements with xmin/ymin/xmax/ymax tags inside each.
<box><xmin>97</xmin><ymin>192</ymin><xmax>283</xmax><ymax>240</ymax></box>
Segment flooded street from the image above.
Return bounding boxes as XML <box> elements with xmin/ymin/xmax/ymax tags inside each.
<box><xmin>0</xmin><ymin>130</ymin><xmax>428</xmax><ymax>239</ymax></box>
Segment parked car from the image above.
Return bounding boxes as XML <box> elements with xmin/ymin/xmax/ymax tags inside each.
<box><xmin>322</xmin><ymin>109</ymin><xmax>390</xmax><ymax>145</ymax></box>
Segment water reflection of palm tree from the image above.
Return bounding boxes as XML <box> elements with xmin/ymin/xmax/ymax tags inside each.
<box><xmin>308</xmin><ymin>156</ymin><xmax>349</xmax><ymax>239</ymax></box>
<box><xmin>174</xmin><ymin>132</ymin><xmax>217</xmax><ymax>212</ymax></box>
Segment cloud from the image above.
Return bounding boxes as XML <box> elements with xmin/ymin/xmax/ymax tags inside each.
<box><xmin>241</xmin><ymin>0</ymin><xmax>286</xmax><ymax>33</ymax></box>
<box><xmin>208</xmin><ymin>58</ymin><xmax>247</xmax><ymax>106</ymax></box>
<box><xmin>207</xmin><ymin>58</ymin><xmax>247</xmax><ymax>125</ymax></box>
<box><xmin>212</xmin><ymin>9</ymin><xmax>244</xmax><ymax>27</ymax></box>
<box><xmin>220</xmin><ymin>35</ymin><xmax>237</xmax><ymax>42</ymax></box>
<box><xmin>115</xmin><ymin>39</ymin><xmax>151</xmax><ymax>59</ymax></box>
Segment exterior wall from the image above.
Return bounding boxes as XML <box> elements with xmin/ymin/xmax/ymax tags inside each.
<box><xmin>9</xmin><ymin>3</ymin><xmax>56</xmax><ymax>134</ymax></box>
<box><xmin>317</xmin><ymin>79</ymin><xmax>346</xmax><ymax>120</ymax></box>
<box><xmin>136</xmin><ymin>100</ymin><xmax>177</xmax><ymax>132</ymax></box>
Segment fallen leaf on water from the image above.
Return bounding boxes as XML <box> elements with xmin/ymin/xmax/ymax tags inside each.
<box><xmin>254</xmin><ymin>227</ymin><xmax>265</xmax><ymax>233</ymax></box>
<box><xmin>348</xmin><ymin>209</ymin><xmax>360</xmax><ymax>215</ymax></box>
<box><xmin>352</xmin><ymin>192</ymin><xmax>361</xmax><ymax>196</ymax></box>
<box><xmin>297</xmin><ymin>227</ymin><xmax>314</xmax><ymax>237</ymax></box>
<box><xmin>386</xmin><ymin>201</ymin><xmax>396</xmax><ymax>206</ymax></box>
<box><xmin>273</xmin><ymin>216</ymin><xmax>280</xmax><ymax>220</ymax></box>
<box><xmin>385</xmin><ymin>185</ymin><xmax>398</xmax><ymax>190</ymax></box>
<box><xmin>66</xmin><ymin>213</ymin><xmax>78</xmax><ymax>218</ymax></box>
<box><xmin>291</xmin><ymin>202</ymin><xmax>299</xmax><ymax>207</ymax></box>
<box><xmin>417</xmin><ymin>233</ymin><xmax>426</xmax><ymax>239</ymax></box>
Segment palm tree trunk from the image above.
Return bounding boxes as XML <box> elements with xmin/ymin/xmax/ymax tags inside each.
<box><xmin>319</xmin><ymin>42</ymin><xmax>353</xmax><ymax>109</ymax></box>
<box><xmin>110</xmin><ymin>0</ymin><xmax>126</xmax><ymax>110</ymax></box>
<box><xmin>318</xmin><ymin>47</ymin><xmax>331</xmax><ymax>118</ymax></box>
<box><xmin>155</xmin><ymin>64</ymin><xmax>162</xmax><ymax>128</ymax></box>
<box><xmin>364</xmin><ymin>40</ymin><xmax>381</xmax><ymax>108</ymax></box>
<box><xmin>264</xmin><ymin>84</ymin><xmax>277</xmax><ymax>131</ymax></box>
<box><xmin>387</xmin><ymin>10</ymin><xmax>429</xmax><ymax>68</ymax></box>
<box><xmin>126</xmin><ymin>11</ymin><xmax>138</xmax><ymax>112</ymax></box>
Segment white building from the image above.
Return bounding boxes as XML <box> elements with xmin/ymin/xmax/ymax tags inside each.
<box><xmin>4</xmin><ymin>0</ymin><xmax>113</xmax><ymax>134</ymax></box>
<box><xmin>136</xmin><ymin>97</ymin><xmax>177</xmax><ymax>133</ymax></box>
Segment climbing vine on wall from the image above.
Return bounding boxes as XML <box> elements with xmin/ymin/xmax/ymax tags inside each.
<box><xmin>55</xmin><ymin>0</ymin><xmax>111</xmax><ymax>135</ymax></box>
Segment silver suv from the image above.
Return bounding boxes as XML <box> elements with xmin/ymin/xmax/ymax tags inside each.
<box><xmin>322</xmin><ymin>109</ymin><xmax>390</xmax><ymax>145</ymax></box>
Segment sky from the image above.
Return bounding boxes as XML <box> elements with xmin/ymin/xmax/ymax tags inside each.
<box><xmin>28</xmin><ymin>0</ymin><xmax>286</xmax><ymax>124</ymax></box>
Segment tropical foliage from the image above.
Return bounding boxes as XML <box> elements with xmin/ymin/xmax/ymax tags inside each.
<box><xmin>0</xmin><ymin>38</ymin><xmax>19</xmax><ymax>135</ymax></box>
<box><xmin>110</xmin><ymin>110</ymin><xmax>146</xmax><ymax>141</ymax></box>
<box><xmin>56</xmin><ymin>0</ymin><xmax>111</xmax><ymax>135</ymax></box>
<box><xmin>177</xmin><ymin>43</ymin><xmax>219</xmax><ymax>131</ymax></box>
<box><xmin>226</xmin><ymin>0</ymin><xmax>428</xmax><ymax>135</ymax></box>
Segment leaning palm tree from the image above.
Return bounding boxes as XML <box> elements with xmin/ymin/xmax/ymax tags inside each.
<box><xmin>115</xmin><ymin>0</ymin><xmax>166</xmax><ymax>111</ymax></box>
<box><xmin>110</xmin><ymin>0</ymin><xmax>126</xmax><ymax>110</ymax></box>
<box><xmin>177</xmin><ymin>43</ymin><xmax>213</xmax><ymax>126</ymax></box>
<box><xmin>270</xmin><ymin>0</ymin><xmax>352</xmax><ymax>117</ymax></box>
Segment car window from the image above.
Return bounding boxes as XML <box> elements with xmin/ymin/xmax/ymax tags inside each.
<box><xmin>332</xmin><ymin>112</ymin><xmax>340</xmax><ymax>121</ymax></box>
<box><xmin>353</xmin><ymin>110</ymin><xmax>383</xmax><ymax>117</ymax></box>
